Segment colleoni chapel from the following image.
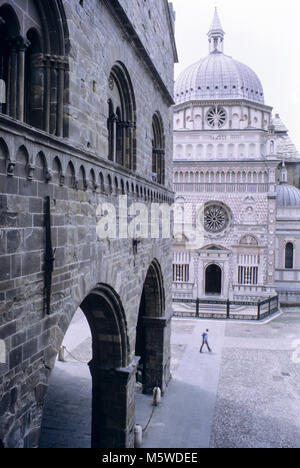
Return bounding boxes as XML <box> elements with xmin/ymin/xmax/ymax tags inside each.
<box><xmin>172</xmin><ymin>9</ymin><xmax>300</xmax><ymax>308</ymax></box>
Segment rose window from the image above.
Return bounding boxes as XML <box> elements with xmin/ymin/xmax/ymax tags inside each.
<box><xmin>206</xmin><ymin>106</ymin><xmax>227</xmax><ymax>128</ymax></box>
<box><xmin>204</xmin><ymin>204</ymin><xmax>230</xmax><ymax>233</ymax></box>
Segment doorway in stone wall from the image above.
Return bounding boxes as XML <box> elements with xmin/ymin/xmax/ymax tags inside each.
<box><xmin>205</xmin><ymin>264</ymin><xmax>222</xmax><ymax>295</ymax></box>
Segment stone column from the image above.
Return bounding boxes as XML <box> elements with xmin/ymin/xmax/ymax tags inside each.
<box><xmin>56</xmin><ymin>57</ymin><xmax>66</xmax><ymax>137</ymax></box>
<box><xmin>17</xmin><ymin>36</ymin><xmax>30</xmax><ymax>121</ymax></box>
<box><xmin>248</xmin><ymin>106</ymin><xmax>252</xmax><ymax>127</ymax></box>
<box><xmin>141</xmin><ymin>311</ymin><xmax>172</xmax><ymax>395</ymax></box>
<box><xmin>44</xmin><ymin>55</ymin><xmax>51</xmax><ymax>133</ymax></box>
<box><xmin>9</xmin><ymin>41</ymin><xmax>18</xmax><ymax>119</ymax></box>
<box><xmin>161</xmin><ymin>149</ymin><xmax>165</xmax><ymax>185</ymax></box>
<box><xmin>30</xmin><ymin>53</ymin><xmax>45</xmax><ymax>130</ymax></box>
<box><xmin>88</xmin><ymin>358</ymin><xmax>139</xmax><ymax>449</ymax></box>
<box><xmin>50</xmin><ymin>56</ymin><xmax>58</xmax><ymax>135</ymax></box>
<box><xmin>113</xmin><ymin>115</ymin><xmax>117</xmax><ymax>162</ymax></box>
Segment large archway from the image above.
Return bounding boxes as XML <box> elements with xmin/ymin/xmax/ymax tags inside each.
<box><xmin>136</xmin><ymin>260</ymin><xmax>171</xmax><ymax>395</ymax></box>
<box><xmin>205</xmin><ymin>264</ymin><xmax>222</xmax><ymax>295</ymax></box>
<box><xmin>40</xmin><ymin>284</ymin><xmax>137</xmax><ymax>449</ymax></box>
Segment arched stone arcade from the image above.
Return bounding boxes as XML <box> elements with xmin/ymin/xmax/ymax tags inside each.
<box><xmin>136</xmin><ymin>260</ymin><xmax>171</xmax><ymax>395</ymax></box>
<box><xmin>40</xmin><ymin>284</ymin><xmax>137</xmax><ymax>449</ymax></box>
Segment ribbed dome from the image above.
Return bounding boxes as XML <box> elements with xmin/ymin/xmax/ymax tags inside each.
<box><xmin>175</xmin><ymin>52</ymin><xmax>265</xmax><ymax>106</ymax></box>
<box><xmin>277</xmin><ymin>183</ymin><xmax>300</xmax><ymax>207</ymax></box>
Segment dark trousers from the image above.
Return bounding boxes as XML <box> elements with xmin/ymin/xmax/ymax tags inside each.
<box><xmin>200</xmin><ymin>340</ymin><xmax>211</xmax><ymax>353</ymax></box>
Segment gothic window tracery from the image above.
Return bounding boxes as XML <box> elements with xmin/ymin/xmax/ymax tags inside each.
<box><xmin>152</xmin><ymin>112</ymin><xmax>165</xmax><ymax>185</ymax></box>
<box><xmin>0</xmin><ymin>1</ymin><xmax>69</xmax><ymax>137</ymax></box>
<box><xmin>107</xmin><ymin>64</ymin><xmax>136</xmax><ymax>170</ymax></box>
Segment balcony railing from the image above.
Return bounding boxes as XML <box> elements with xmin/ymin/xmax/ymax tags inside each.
<box><xmin>172</xmin><ymin>281</ymin><xmax>194</xmax><ymax>300</ymax></box>
<box><xmin>172</xmin><ymin>295</ymin><xmax>279</xmax><ymax>321</ymax></box>
<box><xmin>174</xmin><ymin>183</ymin><xmax>269</xmax><ymax>194</ymax></box>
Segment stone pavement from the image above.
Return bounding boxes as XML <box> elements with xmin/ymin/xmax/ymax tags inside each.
<box><xmin>39</xmin><ymin>310</ymin><xmax>300</xmax><ymax>449</ymax></box>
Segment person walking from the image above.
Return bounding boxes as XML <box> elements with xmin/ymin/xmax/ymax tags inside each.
<box><xmin>200</xmin><ymin>329</ymin><xmax>212</xmax><ymax>353</ymax></box>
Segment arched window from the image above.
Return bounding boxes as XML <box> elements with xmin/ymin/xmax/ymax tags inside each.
<box><xmin>25</xmin><ymin>28</ymin><xmax>42</xmax><ymax>128</ymax></box>
<box><xmin>107</xmin><ymin>63</ymin><xmax>136</xmax><ymax>170</ymax></box>
<box><xmin>0</xmin><ymin>1</ymin><xmax>69</xmax><ymax>136</ymax></box>
<box><xmin>0</xmin><ymin>5</ymin><xmax>21</xmax><ymax>118</ymax></box>
<box><xmin>285</xmin><ymin>243</ymin><xmax>294</xmax><ymax>269</ymax></box>
<box><xmin>152</xmin><ymin>112</ymin><xmax>165</xmax><ymax>185</ymax></box>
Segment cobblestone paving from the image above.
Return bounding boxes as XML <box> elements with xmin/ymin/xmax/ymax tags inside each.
<box><xmin>39</xmin><ymin>361</ymin><xmax>92</xmax><ymax>448</ymax></box>
<box><xmin>39</xmin><ymin>310</ymin><xmax>300</xmax><ymax>448</ymax></box>
<box><xmin>210</xmin><ymin>311</ymin><xmax>300</xmax><ymax>448</ymax></box>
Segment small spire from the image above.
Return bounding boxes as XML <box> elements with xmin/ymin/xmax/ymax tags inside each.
<box><xmin>208</xmin><ymin>8</ymin><xmax>225</xmax><ymax>53</ymax></box>
<box><xmin>280</xmin><ymin>162</ymin><xmax>288</xmax><ymax>184</ymax></box>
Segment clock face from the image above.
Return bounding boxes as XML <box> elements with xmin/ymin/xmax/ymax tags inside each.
<box><xmin>206</xmin><ymin>106</ymin><xmax>227</xmax><ymax>128</ymax></box>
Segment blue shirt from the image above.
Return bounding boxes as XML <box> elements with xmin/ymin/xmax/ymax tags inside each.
<box><xmin>202</xmin><ymin>332</ymin><xmax>208</xmax><ymax>342</ymax></box>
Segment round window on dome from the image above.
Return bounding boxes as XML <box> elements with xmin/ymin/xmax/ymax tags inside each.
<box><xmin>206</xmin><ymin>106</ymin><xmax>227</xmax><ymax>129</ymax></box>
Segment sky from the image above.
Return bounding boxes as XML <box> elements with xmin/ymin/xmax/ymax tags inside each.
<box><xmin>171</xmin><ymin>0</ymin><xmax>300</xmax><ymax>150</ymax></box>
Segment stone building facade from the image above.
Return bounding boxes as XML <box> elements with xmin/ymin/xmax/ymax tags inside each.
<box><xmin>172</xmin><ymin>9</ymin><xmax>300</xmax><ymax>308</ymax></box>
<box><xmin>0</xmin><ymin>0</ymin><xmax>177</xmax><ymax>448</ymax></box>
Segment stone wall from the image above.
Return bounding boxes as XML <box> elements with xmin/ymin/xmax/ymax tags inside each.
<box><xmin>0</xmin><ymin>0</ymin><xmax>176</xmax><ymax>448</ymax></box>
<box><xmin>63</xmin><ymin>0</ymin><xmax>175</xmax><ymax>191</ymax></box>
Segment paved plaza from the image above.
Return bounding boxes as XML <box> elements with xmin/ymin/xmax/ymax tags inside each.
<box><xmin>39</xmin><ymin>309</ymin><xmax>300</xmax><ymax>449</ymax></box>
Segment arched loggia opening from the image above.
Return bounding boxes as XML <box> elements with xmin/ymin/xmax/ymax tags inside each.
<box><xmin>0</xmin><ymin>0</ymin><xmax>69</xmax><ymax>136</ymax></box>
<box><xmin>135</xmin><ymin>260</ymin><xmax>171</xmax><ymax>395</ymax></box>
<box><xmin>40</xmin><ymin>284</ymin><xmax>137</xmax><ymax>449</ymax></box>
<box><xmin>24</xmin><ymin>28</ymin><xmax>43</xmax><ymax>128</ymax></box>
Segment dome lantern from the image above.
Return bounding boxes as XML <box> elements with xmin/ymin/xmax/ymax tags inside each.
<box><xmin>174</xmin><ymin>9</ymin><xmax>265</xmax><ymax>106</ymax></box>
<box><xmin>208</xmin><ymin>8</ymin><xmax>225</xmax><ymax>53</ymax></box>
<box><xmin>280</xmin><ymin>162</ymin><xmax>288</xmax><ymax>184</ymax></box>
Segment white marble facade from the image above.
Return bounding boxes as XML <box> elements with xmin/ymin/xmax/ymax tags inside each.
<box><xmin>173</xmin><ymin>9</ymin><xmax>300</xmax><ymax>305</ymax></box>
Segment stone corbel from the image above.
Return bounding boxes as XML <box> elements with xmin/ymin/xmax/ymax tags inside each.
<box><xmin>74</xmin><ymin>178</ymin><xmax>79</xmax><ymax>190</ymax></box>
<box><xmin>93</xmin><ymin>182</ymin><xmax>99</xmax><ymax>192</ymax></box>
<box><xmin>7</xmin><ymin>160</ymin><xmax>15</xmax><ymax>177</ymax></box>
<box><xmin>59</xmin><ymin>173</ymin><xmax>65</xmax><ymax>186</ymax></box>
<box><xmin>27</xmin><ymin>164</ymin><xmax>35</xmax><ymax>180</ymax></box>
<box><xmin>45</xmin><ymin>170</ymin><xmax>52</xmax><ymax>183</ymax></box>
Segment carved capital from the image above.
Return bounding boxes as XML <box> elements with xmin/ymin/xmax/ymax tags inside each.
<box><xmin>31</xmin><ymin>53</ymin><xmax>45</xmax><ymax>68</ymax></box>
<box><xmin>10</xmin><ymin>35</ymin><xmax>31</xmax><ymax>52</ymax></box>
<box><xmin>43</xmin><ymin>54</ymin><xmax>52</xmax><ymax>68</ymax></box>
